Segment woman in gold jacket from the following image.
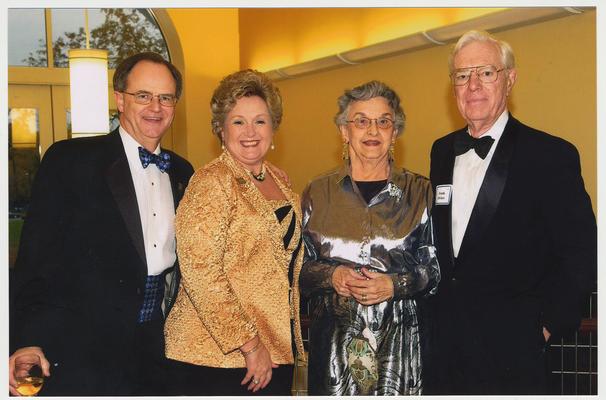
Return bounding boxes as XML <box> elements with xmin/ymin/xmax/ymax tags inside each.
<box><xmin>164</xmin><ymin>70</ymin><xmax>305</xmax><ymax>395</ymax></box>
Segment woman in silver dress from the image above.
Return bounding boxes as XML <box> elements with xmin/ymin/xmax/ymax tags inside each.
<box><xmin>300</xmin><ymin>80</ymin><xmax>440</xmax><ymax>395</ymax></box>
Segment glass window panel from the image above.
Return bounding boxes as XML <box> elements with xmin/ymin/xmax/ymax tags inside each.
<box><xmin>52</xmin><ymin>8</ymin><xmax>169</xmax><ymax>68</ymax></box>
<box><xmin>8</xmin><ymin>9</ymin><xmax>48</xmax><ymax>67</ymax></box>
<box><xmin>51</xmin><ymin>9</ymin><xmax>85</xmax><ymax>68</ymax></box>
<box><xmin>8</xmin><ymin>108</ymin><xmax>41</xmax><ymax>268</ymax></box>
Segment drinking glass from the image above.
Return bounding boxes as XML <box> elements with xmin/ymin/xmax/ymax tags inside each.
<box><xmin>14</xmin><ymin>354</ymin><xmax>44</xmax><ymax>396</ymax></box>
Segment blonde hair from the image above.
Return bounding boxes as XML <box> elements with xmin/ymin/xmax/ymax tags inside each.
<box><xmin>210</xmin><ymin>69</ymin><xmax>283</xmax><ymax>138</ymax></box>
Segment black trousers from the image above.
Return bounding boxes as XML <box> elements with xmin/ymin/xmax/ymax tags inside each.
<box><xmin>166</xmin><ymin>358</ymin><xmax>294</xmax><ymax>396</ymax></box>
<box><xmin>129</xmin><ymin>318</ymin><xmax>174</xmax><ymax>395</ymax></box>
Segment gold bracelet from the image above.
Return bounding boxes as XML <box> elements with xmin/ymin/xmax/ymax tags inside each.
<box><xmin>241</xmin><ymin>340</ymin><xmax>261</xmax><ymax>357</ymax></box>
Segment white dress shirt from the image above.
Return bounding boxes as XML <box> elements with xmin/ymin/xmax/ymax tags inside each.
<box><xmin>451</xmin><ymin>110</ymin><xmax>509</xmax><ymax>257</ymax></box>
<box><xmin>119</xmin><ymin>127</ymin><xmax>176</xmax><ymax>276</ymax></box>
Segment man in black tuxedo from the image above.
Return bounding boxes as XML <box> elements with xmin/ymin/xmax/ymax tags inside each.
<box><xmin>427</xmin><ymin>30</ymin><xmax>596</xmax><ymax>394</ymax></box>
<box><xmin>9</xmin><ymin>52</ymin><xmax>194</xmax><ymax>395</ymax></box>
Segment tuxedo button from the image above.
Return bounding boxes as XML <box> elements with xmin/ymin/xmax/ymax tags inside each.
<box><xmin>451</xmin><ymin>277</ymin><xmax>457</xmax><ymax>281</ymax></box>
<box><xmin>119</xmin><ymin>279</ymin><xmax>124</xmax><ymax>284</ymax></box>
<box><xmin>137</xmin><ymin>288</ymin><xmax>141</xmax><ymax>295</ymax></box>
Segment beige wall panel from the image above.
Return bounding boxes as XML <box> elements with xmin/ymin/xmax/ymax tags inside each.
<box><xmin>167</xmin><ymin>8</ymin><xmax>240</xmax><ymax>168</ymax></box>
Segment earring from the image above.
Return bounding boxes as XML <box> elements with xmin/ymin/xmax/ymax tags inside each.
<box><xmin>342</xmin><ymin>142</ymin><xmax>349</xmax><ymax>160</ymax></box>
<box><xmin>389</xmin><ymin>142</ymin><xmax>395</xmax><ymax>161</ymax></box>
<box><xmin>271</xmin><ymin>141</ymin><xmax>275</xmax><ymax>150</ymax></box>
<box><xmin>221</xmin><ymin>142</ymin><xmax>225</xmax><ymax>150</ymax></box>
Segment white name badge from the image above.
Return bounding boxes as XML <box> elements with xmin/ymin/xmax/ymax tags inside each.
<box><xmin>435</xmin><ymin>185</ymin><xmax>452</xmax><ymax>205</ymax></box>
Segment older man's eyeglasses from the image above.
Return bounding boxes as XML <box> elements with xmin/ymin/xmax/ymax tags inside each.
<box><xmin>346</xmin><ymin>117</ymin><xmax>394</xmax><ymax>130</ymax></box>
<box><xmin>450</xmin><ymin>65</ymin><xmax>505</xmax><ymax>86</ymax></box>
<box><xmin>122</xmin><ymin>91</ymin><xmax>178</xmax><ymax>107</ymax></box>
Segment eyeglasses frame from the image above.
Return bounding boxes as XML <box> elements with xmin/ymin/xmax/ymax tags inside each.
<box><xmin>345</xmin><ymin>117</ymin><xmax>395</xmax><ymax>130</ymax></box>
<box><xmin>450</xmin><ymin>64</ymin><xmax>506</xmax><ymax>86</ymax></box>
<box><xmin>121</xmin><ymin>90</ymin><xmax>178</xmax><ymax>107</ymax></box>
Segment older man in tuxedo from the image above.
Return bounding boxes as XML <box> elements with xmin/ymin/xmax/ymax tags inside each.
<box><xmin>427</xmin><ymin>30</ymin><xmax>596</xmax><ymax>394</ymax></box>
<box><xmin>9</xmin><ymin>52</ymin><xmax>194</xmax><ymax>395</ymax></box>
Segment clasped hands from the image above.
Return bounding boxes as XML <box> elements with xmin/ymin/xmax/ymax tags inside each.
<box><xmin>332</xmin><ymin>265</ymin><xmax>394</xmax><ymax>305</ymax></box>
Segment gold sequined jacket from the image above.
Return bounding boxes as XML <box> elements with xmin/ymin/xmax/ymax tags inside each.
<box><xmin>164</xmin><ymin>151</ymin><xmax>305</xmax><ymax>368</ymax></box>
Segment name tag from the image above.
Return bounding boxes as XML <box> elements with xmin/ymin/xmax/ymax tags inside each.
<box><xmin>435</xmin><ymin>185</ymin><xmax>452</xmax><ymax>205</ymax></box>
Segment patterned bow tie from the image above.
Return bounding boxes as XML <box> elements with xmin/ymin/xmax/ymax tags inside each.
<box><xmin>138</xmin><ymin>147</ymin><xmax>171</xmax><ymax>173</ymax></box>
<box><xmin>454</xmin><ymin>133</ymin><xmax>495</xmax><ymax>160</ymax></box>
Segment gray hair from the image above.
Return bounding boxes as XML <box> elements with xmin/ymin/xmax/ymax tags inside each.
<box><xmin>448</xmin><ymin>30</ymin><xmax>515</xmax><ymax>73</ymax></box>
<box><xmin>334</xmin><ymin>80</ymin><xmax>405</xmax><ymax>137</ymax></box>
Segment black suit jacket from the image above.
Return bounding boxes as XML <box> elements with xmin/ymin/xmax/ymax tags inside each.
<box><xmin>9</xmin><ymin>129</ymin><xmax>194</xmax><ymax>395</ymax></box>
<box><xmin>427</xmin><ymin>115</ymin><xmax>596</xmax><ymax>394</ymax></box>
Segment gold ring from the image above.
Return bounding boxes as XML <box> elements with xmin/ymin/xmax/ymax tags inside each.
<box><xmin>253</xmin><ymin>379</ymin><xmax>260</xmax><ymax>385</ymax></box>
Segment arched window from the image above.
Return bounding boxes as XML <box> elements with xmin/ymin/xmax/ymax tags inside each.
<box><xmin>9</xmin><ymin>8</ymin><xmax>170</xmax><ymax>68</ymax></box>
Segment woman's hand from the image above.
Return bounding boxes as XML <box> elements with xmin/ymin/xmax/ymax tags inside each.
<box><xmin>348</xmin><ymin>267</ymin><xmax>394</xmax><ymax>305</ymax></box>
<box><xmin>240</xmin><ymin>337</ymin><xmax>278</xmax><ymax>392</ymax></box>
<box><xmin>331</xmin><ymin>266</ymin><xmax>367</xmax><ymax>297</ymax></box>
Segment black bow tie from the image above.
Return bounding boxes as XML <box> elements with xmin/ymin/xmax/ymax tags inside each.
<box><xmin>454</xmin><ymin>133</ymin><xmax>495</xmax><ymax>159</ymax></box>
<box><xmin>138</xmin><ymin>147</ymin><xmax>171</xmax><ymax>173</ymax></box>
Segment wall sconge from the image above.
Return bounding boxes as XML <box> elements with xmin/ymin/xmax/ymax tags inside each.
<box><xmin>68</xmin><ymin>9</ymin><xmax>109</xmax><ymax>135</ymax></box>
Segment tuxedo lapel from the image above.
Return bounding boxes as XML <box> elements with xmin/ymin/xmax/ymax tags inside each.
<box><xmin>458</xmin><ymin>117</ymin><xmax>517</xmax><ymax>259</ymax></box>
<box><xmin>104</xmin><ymin>130</ymin><xmax>147</xmax><ymax>270</ymax></box>
<box><xmin>167</xmin><ymin>155</ymin><xmax>187</xmax><ymax>210</ymax></box>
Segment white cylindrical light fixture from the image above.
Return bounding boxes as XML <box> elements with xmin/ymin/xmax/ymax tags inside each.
<box><xmin>68</xmin><ymin>48</ymin><xmax>109</xmax><ymax>134</ymax></box>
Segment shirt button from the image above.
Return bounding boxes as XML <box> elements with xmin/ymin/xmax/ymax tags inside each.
<box><xmin>151</xmin><ymin>182</ymin><xmax>155</xmax><ymax>186</ymax></box>
<box><xmin>153</xmin><ymin>213</ymin><xmax>157</xmax><ymax>217</ymax></box>
<box><xmin>153</xmin><ymin>244</ymin><xmax>157</xmax><ymax>248</ymax></box>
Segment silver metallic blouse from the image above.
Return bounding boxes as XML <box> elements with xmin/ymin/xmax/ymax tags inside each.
<box><xmin>300</xmin><ymin>162</ymin><xmax>440</xmax><ymax>395</ymax></box>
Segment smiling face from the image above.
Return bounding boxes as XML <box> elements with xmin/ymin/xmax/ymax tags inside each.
<box><xmin>339</xmin><ymin>96</ymin><xmax>396</xmax><ymax>165</ymax></box>
<box><xmin>114</xmin><ymin>60</ymin><xmax>177</xmax><ymax>151</ymax></box>
<box><xmin>453</xmin><ymin>40</ymin><xmax>516</xmax><ymax>137</ymax></box>
<box><xmin>221</xmin><ymin>95</ymin><xmax>274</xmax><ymax>173</ymax></box>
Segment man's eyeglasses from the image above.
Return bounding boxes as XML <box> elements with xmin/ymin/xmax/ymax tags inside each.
<box><xmin>122</xmin><ymin>91</ymin><xmax>178</xmax><ymax>107</ymax></box>
<box><xmin>346</xmin><ymin>117</ymin><xmax>394</xmax><ymax>130</ymax></box>
<box><xmin>450</xmin><ymin>65</ymin><xmax>505</xmax><ymax>86</ymax></box>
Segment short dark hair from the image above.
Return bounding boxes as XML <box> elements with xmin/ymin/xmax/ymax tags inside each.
<box><xmin>113</xmin><ymin>52</ymin><xmax>183</xmax><ymax>99</ymax></box>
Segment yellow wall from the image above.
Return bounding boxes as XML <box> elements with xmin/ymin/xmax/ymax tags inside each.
<box><xmin>239</xmin><ymin>8</ymin><xmax>504</xmax><ymax>72</ymax></box>
<box><xmin>167</xmin><ymin>9</ymin><xmax>240</xmax><ymax>167</ymax></box>
<box><xmin>165</xmin><ymin>9</ymin><xmax>595</xmax><ymax>212</ymax></box>
<box><xmin>254</xmin><ymin>11</ymin><xmax>596</xmax><ymax>214</ymax></box>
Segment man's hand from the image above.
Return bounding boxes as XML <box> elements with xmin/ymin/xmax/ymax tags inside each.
<box><xmin>543</xmin><ymin>327</ymin><xmax>551</xmax><ymax>343</ymax></box>
<box><xmin>9</xmin><ymin>347</ymin><xmax>51</xmax><ymax>396</ymax></box>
